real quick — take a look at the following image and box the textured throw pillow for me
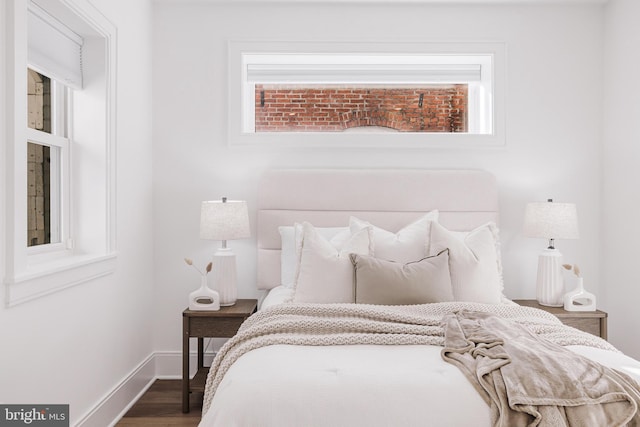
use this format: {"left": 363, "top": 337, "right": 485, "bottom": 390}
{"left": 293, "top": 222, "right": 373, "bottom": 303}
{"left": 428, "top": 222, "right": 502, "bottom": 304}
{"left": 351, "top": 249, "right": 453, "bottom": 305}
{"left": 349, "top": 211, "right": 439, "bottom": 264}
{"left": 279, "top": 225, "right": 349, "bottom": 288}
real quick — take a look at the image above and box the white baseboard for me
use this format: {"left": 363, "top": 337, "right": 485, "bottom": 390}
{"left": 75, "top": 351, "right": 216, "bottom": 426}
{"left": 153, "top": 350, "right": 183, "bottom": 379}
{"left": 75, "top": 354, "right": 156, "bottom": 427}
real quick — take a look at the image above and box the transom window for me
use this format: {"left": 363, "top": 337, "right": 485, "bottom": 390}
{"left": 229, "top": 41, "right": 505, "bottom": 147}
{"left": 241, "top": 52, "right": 493, "bottom": 134}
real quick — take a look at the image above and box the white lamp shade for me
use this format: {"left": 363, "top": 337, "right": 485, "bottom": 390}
{"left": 523, "top": 201, "right": 579, "bottom": 240}
{"left": 200, "top": 200, "right": 250, "bottom": 241}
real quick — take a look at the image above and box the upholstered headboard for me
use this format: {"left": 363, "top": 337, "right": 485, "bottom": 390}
{"left": 257, "top": 169, "right": 498, "bottom": 290}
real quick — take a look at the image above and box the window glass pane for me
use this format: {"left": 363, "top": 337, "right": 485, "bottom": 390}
{"left": 255, "top": 84, "right": 468, "bottom": 133}
{"left": 27, "top": 69, "right": 52, "bottom": 133}
{"left": 27, "top": 142, "right": 58, "bottom": 246}
{"left": 26, "top": 67, "right": 63, "bottom": 248}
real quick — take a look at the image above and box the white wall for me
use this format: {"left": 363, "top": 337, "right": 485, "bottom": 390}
{"left": 152, "top": 2, "right": 605, "bottom": 353}
{"left": 602, "top": 0, "right": 640, "bottom": 359}
{"left": 0, "top": 0, "right": 154, "bottom": 424}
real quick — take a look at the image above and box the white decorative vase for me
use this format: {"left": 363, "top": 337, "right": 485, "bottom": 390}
{"left": 564, "top": 278, "right": 596, "bottom": 311}
{"left": 536, "top": 248, "right": 564, "bottom": 307}
{"left": 189, "top": 276, "right": 220, "bottom": 311}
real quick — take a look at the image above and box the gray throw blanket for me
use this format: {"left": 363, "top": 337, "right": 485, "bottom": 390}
{"left": 442, "top": 310, "right": 640, "bottom": 427}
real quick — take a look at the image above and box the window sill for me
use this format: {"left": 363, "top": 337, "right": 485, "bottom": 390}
{"left": 229, "top": 131, "right": 506, "bottom": 149}
{"left": 5, "top": 252, "right": 117, "bottom": 307}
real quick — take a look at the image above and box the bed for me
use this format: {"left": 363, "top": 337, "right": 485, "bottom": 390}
{"left": 198, "top": 169, "right": 640, "bottom": 427}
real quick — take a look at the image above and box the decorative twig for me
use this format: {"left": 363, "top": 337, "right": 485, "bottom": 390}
{"left": 184, "top": 258, "right": 213, "bottom": 277}
{"left": 562, "top": 263, "right": 581, "bottom": 278}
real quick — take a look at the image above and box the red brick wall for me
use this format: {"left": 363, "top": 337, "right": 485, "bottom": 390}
{"left": 255, "top": 85, "right": 468, "bottom": 132}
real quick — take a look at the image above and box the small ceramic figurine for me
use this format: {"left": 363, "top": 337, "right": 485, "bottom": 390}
{"left": 562, "top": 264, "right": 596, "bottom": 311}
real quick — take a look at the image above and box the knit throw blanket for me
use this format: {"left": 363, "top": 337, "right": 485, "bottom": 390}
{"left": 442, "top": 310, "right": 640, "bottom": 426}
{"left": 201, "top": 302, "right": 619, "bottom": 415}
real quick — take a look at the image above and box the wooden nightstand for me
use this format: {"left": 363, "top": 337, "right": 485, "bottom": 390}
{"left": 513, "top": 299, "right": 607, "bottom": 340}
{"left": 182, "top": 299, "right": 258, "bottom": 413}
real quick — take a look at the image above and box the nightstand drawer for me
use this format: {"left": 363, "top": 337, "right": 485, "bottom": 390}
{"left": 559, "top": 317, "right": 601, "bottom": 337}
{"left": 190, "top": 317, "right": 245, "bottom": 337}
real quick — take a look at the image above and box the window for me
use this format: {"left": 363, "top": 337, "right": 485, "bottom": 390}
{"left": 27, "top": 68, "right": 69, "bottom": 248}
{"left": 229, "top": 41, "right": 505, "bottom": 147}
{"left": 3, "top": 0, "right": 117, "bottom": 306}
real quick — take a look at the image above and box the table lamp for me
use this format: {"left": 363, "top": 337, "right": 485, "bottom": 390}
{"left": 523, "top": 199, "right": 579, "bottom": 307}
{"left": 200, "top": 198, "right": 250, "bottom": 306}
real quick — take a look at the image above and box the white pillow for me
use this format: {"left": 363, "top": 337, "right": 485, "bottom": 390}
{"left": 449, "top": 229, "right": 505, "bottom": 295}
{"left": 428, "top": 221, "right": 502, "bottom": 304}
{"left": 349, "top": 211, "right": 439, "bottom": 264}
{"left": 279, "top": 225, "right": 349, "bottom": 288}
{"left": 260, "top": 286, "right": 295, "bottom": 310}
{"left": 293, "top": 222, "right": 373, "bottom": 303}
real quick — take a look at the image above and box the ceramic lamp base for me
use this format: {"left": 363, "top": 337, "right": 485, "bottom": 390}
{"left": 213, "top": 247, "right": 238, "bottom": 306}
{"left": 536, "top": 248, "right": 565, "bottom": 307}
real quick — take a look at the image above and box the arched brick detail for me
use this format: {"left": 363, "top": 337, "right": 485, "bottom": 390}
{"left": 341, "top": 109, "right": 414, "bottom": 131}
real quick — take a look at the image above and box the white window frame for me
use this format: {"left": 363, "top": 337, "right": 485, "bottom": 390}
{"left": 3, "top": 0, "right": 118, "bottom": 307}
{"left": 228, "top": 40, "right": 506, "bottom": 148}
{"left": 26, "top": 131, "right": 66, "bottom": 251}
{"left": 26, "top": 76, "right": 70, "bottom": 253}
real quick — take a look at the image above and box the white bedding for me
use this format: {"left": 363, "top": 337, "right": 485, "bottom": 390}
{"left": 200, "top": 343, "right": 640, "bottom": 427}
{"left": 199, "top": 292, "right": 640, "bottom": 427}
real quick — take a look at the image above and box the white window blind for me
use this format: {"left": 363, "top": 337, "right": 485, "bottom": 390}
{"left": 245, "top": 54, "right": 485, "bottom": 84}
{"left": 28, "top": 3, "right": 83, "bottom": 89}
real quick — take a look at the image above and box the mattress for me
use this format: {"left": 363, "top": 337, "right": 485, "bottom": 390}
{"left": 200, "top": 344, "right": 640, "bottom": 427}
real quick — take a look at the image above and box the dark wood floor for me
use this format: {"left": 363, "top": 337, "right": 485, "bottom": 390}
{"left": 116, "top": 380, "right": 202, "bottom": 426}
